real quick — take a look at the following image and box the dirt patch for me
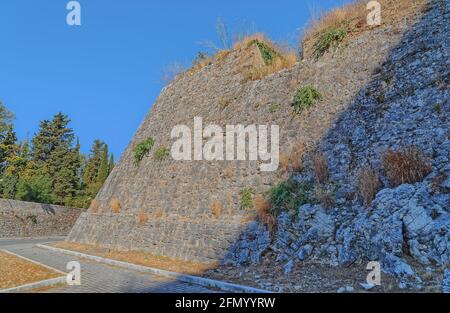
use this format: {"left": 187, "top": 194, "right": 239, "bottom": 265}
{"left": 0, "top": 251, "right": 61, "bottom": 290}
{"left": 203, "top": 253, "right": 443, "bottom": 293}
{"left": 52, "top": 242, "right": 217, "bottom": 276}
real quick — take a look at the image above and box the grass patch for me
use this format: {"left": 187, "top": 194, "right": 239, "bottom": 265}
{"left": 268, "top": 179, "right": 315, "bottom": 216}
{"left": 154, "top": 146, "right": 170, "bottom": 161}
{"left": 357, "top": 166, "right": 381, "bottom": 207}
{"left": 249, "top": 39, "right": 281, "bottom": 66}
{"left": 269, "top": 104, "right": 281, "bottom": 113}
{"left": 134, "top": 138, "right": 155, "bottom": 165}
{"left": 240, "top": 188, "right": 255, "bottom": 210}
{"left": 293, "top": 86, "right": 323, "bottom": 113}
{"left": 312, "top": 23, "right": 348, "bottom": 60}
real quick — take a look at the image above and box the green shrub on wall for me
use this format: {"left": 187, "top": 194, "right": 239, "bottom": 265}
{"left": 154, "top": 146, "right": 170, "bottom": 161}
{"left": 312, "top": 23, "right": 348, "bottom": 60}
{"left": 293, "top": 86, "right": 323, "bottom": 113}
{"left": 240, "top": 188, "right": 255, "bottom": 210}
{"left": 133, "top": 138, "right": 155, "bottom": 165}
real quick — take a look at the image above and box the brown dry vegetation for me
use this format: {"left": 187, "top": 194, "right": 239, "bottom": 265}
{"left": 138, "top": 209, "right": 149, "bottom": 226}
{"left": 90, "top": 199, "right": 100, "bottom": 214}
{"left": 253, "top": 195, "right": 276, "bottom": 232}
{"left": 234, "top": 33, "right": 298, "bottom": 81}
{"left": 110, "top": 198, "right": 121, "bottom": 214}
{"left": 211, "top": 200, "right": 222, "bottom": 219}
{"left": 302, "top": 0, "right": 429, "bottom": 58}
{"left": 357, "top": 166, "right": 381, "bottom": 207}
{"left": 279, "top": 154, "right": 290, "bottom": 173}
{"left": 315, "top": 187, "right": 335, "bottom": 209}
{"left": 53, "top": 242, "right": 217, "bottom": 276}
{"left": 312, "top": 153, "right": 329, "bottom": 184}
{"left": 382, "top": 146, "right": 432, "bottom": 187}
{"left": 0, "top": 251, "right": 61, "bottom": 289}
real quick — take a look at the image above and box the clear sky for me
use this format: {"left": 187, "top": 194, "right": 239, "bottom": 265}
{"left": 0, "top": 0, "right": 351, "bottom": 159}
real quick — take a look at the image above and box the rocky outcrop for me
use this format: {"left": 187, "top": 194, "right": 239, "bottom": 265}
{"left": 226, "top": 0, "right": 449, "bottom": 289}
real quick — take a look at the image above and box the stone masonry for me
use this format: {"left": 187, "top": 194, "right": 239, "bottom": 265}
{"left": 68, "top": 0, "right": 444, "bottom": 267}
{"left": 0, "top": 199, "right": 81, "bottom": 238}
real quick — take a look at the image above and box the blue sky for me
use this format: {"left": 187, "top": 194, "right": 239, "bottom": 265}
{"left": 0, "top": 0, "right": 351, "bottom": 159}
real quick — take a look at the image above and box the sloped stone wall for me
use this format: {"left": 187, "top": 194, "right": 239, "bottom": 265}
{"left": 0, "top": 199, "right": 81, "bottom": 238}
{"left": 68, "top": 0, "right": 439, "bottom": 264}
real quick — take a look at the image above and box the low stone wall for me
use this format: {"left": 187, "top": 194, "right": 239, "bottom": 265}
{"left": 0, "top": 199, "right": 82, "bottom": 238}
{"left": 67, "top": 212, "right": 248, "bottom": 263}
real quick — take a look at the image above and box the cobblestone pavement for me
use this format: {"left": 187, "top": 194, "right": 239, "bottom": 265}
{"left": 0, "top": 239, "right": 214, "bottom": 293}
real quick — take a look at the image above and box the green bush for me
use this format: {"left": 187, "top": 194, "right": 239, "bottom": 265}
{"left": 268, "top": 179, "right": 315, "bottom": 216}
{"left": 240, "top": 188, "right": 255, "bottom": 210}
{"left": 312, "top": 24, "right": 348, "bottom": 60}
{"left": 293, "top": 86, "right": 323, "bottom": 113}
{"left": 134, "top": 138, "right": 155, "bottom": 165}
{"left": 154, "top": 146, "right": 170, "bottom": 161}
{"left": 249, "top": 40, "right": 280, "bottom": 66}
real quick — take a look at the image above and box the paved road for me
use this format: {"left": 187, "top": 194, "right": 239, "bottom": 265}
{"left": 0, "top": 238, "right": 214, "bottom": 293}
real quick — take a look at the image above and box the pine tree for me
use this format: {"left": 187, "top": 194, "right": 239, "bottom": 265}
{"left": 30, "top": 113, "right": 80, "bottom": 205}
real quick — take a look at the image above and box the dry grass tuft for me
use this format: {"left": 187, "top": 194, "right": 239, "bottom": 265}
{"left": 357, "top": 166, "right": 381, "bottom": 207}
{"left": 382, "top": 146, "right": 432, "bottom": 187}
{"left": 138, "top": 209, "right": 149, "bottom": 226}
{"left": 254, "top": 195, "right": 277, "bottom": 232}
{"left": 279, "top": 154, "right": 290, "bottom": 173}
{"left": 110, "top": 198, "right": 121, "bottom": 214}
{"left": 234, "top": 33, "right": 298, "bottom": 81}
{"left": 211, "top": 200, "right": 222, "bottom": 219}
{"left": 162, "top": 62, "right": 186, "bottom": 83}
{"left": 90, "top": 199, "right": 100, "bottom": 214}
{"left": 312, "top": 153, "right": 329, "bottom": 183}
{"left": 223, "top": 166, "right": 234, "bottom": 179}
{"left": 290, "top": 143, "right": 306, "bottom": 173}
{"left": 315, "top": 187, "right": 335, "bottom": 208}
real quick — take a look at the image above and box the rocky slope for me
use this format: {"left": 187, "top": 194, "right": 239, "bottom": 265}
{"left": 225, "top": 0, "right": 449, "bottom": 291}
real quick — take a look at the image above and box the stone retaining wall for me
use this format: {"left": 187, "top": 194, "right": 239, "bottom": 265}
{"left": 68, "top": 212, "right": 247, "bottom": 263}
{"left": 0, "top": 199, "right": 82, "bottom": 238}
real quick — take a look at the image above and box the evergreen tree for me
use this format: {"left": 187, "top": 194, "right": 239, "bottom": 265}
{"left": 96, "top": 144, "right": 109, "bottom": 184}
{"left": 82, "top": 140, "right": 104, "bottom": 186}
{"left": 109, "top": 154, "right": 115, "bottom": 174}
{"left": 30, "top": 113, "right": 80, "bottom": 205}
{"left": 0, "top": 101, "right": 14, "bottom": 134}
{"left": 0, "top": 125, "right": 18, "bottom": 174}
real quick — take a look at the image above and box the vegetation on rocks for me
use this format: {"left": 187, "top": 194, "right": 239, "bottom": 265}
{"left": 239, "top": 188, "right": 255, "bottom": 210}
{"left": 312, "top": 23, "right": 348, "bottom": 60}
{"left": 293, "top": 86, "right": 323, "bottom": 113}
{"left": 133, "top": 137, "right": 155, "bottom": 165}
{"left": 382, "top": 146, "right": 432, "bottom": 187}
{"left": 154, "top": 146, "right": 170, "bottom": 161}
{"left": 268, "top": 179, "right": 315, "bottom": 216}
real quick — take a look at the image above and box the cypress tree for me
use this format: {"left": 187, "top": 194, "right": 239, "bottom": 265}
{"left": 96, "top": 144, "right": 109, "bottom": 184}
{"left": 109, "top": 154, "right": 115, "bottom": 174}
